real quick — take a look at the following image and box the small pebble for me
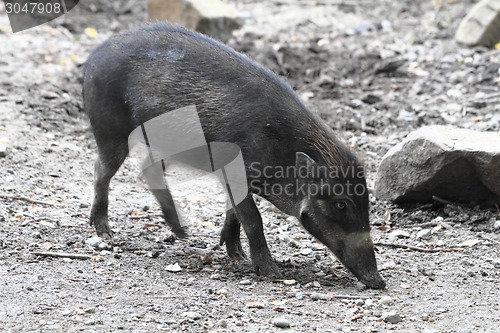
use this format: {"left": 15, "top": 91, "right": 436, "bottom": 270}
{"left": 84, "top": 319, "right": 96, "bottom": 326}
{"left": 61, "top": 309, "right": 72, "bottom": 316}
{"left": 382, "top": 311, "right": 402, "bottom": 323}
{"left": 416, "top": 228, "right": 432, "bottom": 239}
{"left": 356, "top": 281, "right": 367, "bottom": 291}
{"left": 0, "top": 137, "right": 9, "bottom": 157}
{"left": 239, "top": 279, "right": 252, "bottom": 285}
{"left": 272, "top": 317, "right": 291, "bottom": 328}
{"left": 165, "top": 263, "right": 182, "bottom": 272}
{"left": 85, "top": 236, "right": 103, "bottom": 248}
{"left": 315, "top": 271, "right": 326, "bottom": 278}
{"left": 217, "top": 288, "right": 228, "bottom": 296}
{"left": 494, "top": 220, "right": 500, "bottom": 231}
{"left": 355, "top": 299, "right": 365, "bottom": 306}
{"left": 94, "top": 242, "right": 109, "bottom": 250}
{"left": 379, "top": 296, "right": 393, "bottom": 305}
{"left": 182, "top": 311, "right": 202, "bottom": 320}
{"left": 364, "top": 298, "right": 373, "bottom": 306}
{"left": 299, "top": 248, "right": 312, "bottom": 255}
{"left": 311, "top": 292, "right": 330, "bottom": 301}
{"left": 388, "top": 230, "right": 410, "bottom": 242}
{"left": 218, "top": 319, "right": 228, "bottom": 328}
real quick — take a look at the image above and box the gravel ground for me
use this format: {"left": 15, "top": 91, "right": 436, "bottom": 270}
{"left": 0, "top": 0, "right": 499, "bottom": 332}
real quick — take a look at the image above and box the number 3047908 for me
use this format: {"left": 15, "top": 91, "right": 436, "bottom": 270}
{"left": 5, "top": 2, "right": 62, "bottom": 14}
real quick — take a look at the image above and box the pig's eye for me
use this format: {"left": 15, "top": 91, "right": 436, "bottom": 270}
{"left": 335, "top": 201, "right": 347, "bottom": 210}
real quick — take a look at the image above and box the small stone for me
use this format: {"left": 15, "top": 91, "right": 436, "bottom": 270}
{"left": 355, "top": 299, "right": 365, "bottom": 306}
{"left": 216, "top": 288, "right": 228, "bottom": 296}
{"left": 382, "top": 311, "right": 402, "bottom": 323}
{"left": 388, "top": 230, "right": 410, "bottom": 242}
{"left": 435, "top": 239, "right": 445, "bottom": 246}
{"left": 356, "top": 281, "right": 367, "bottom": 291}
{"left": 0, "top": 137, "right": 10, "bottom": 157}
{"left": 97, "top": 242, "right": 110, "bottom": 250}
{"left": 182, "top": 311, "right": 202, "bottom": 320}
{"left": 365, "top": 298, "right": 373, "bottom": 306}
{"left": 165, "top": 263, "right": 182, "bottom": 272}
{"left": 239, "top": 279, "right": 252, "bottom": 285}
{"left": 210, "top": 273, "right": 221, "bottom": 280}
{"left": 315, "top": 271, "right": 326, "bottom": 278}
{"left": 61, "top": 309, "right": 72, "bottom": 316}
{"left": 446, "top": 89, "right": 462, "bottom": 98}
{"left": 379, "top": 296, "right": 393, "bottom": 305}
{"left": 311, "top": 292, "right": 330, "bottom": 301}
{"left": 397, "top": 110, "right": 416, "bottom": 122}
{"left": 299, "top": 248, "right": 313, "bottom": 256}
{"left": 416, "top": 228, "right": 432, "bottom": 239}
{"left": 381, "top": 261, "right": 396, "bottom": 270}
{"left": 446, "top": 103, "right": 463, "bottom": 114}
{"left": 85, "top": 236, "right": 103, "bottom": 248}
{"left": 494, "top": 220, "right": 500, "bottom": 230}
{"left": 272, "top": 317, "right": 290, "bottom": 328}
{"left": 218, "top": 319, "right": 228, "bottom": 328}
{"left": 283, "top": 279, "right": 296, "bottom": 285}
{"left": 421, "top": 313, "right": 430, "bottom": 321}
{"left": 84, "top": 307, "right": 96, "bottom": 314}
{"left": 41, "top": 91, "right": 59, "bottom": 99}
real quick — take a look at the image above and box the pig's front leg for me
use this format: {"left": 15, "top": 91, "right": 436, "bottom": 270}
{"left": 234, "top": 195, "right": 280, "bottom": 277}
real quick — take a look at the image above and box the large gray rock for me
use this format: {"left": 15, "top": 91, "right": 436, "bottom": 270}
{"left": 376, "top": 126, "right": 500, "bottom": 207}
{"left": 455, "top": 0, "right": 500, "bottom": 47}
{"left": 147, "top": 0, "right": 242, "bottom": 42}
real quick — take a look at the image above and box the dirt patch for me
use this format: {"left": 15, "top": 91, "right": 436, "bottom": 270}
{"left": 0, "top": 0, "right": 499, "bottom": 332}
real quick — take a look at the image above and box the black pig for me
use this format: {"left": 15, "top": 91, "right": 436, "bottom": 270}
{"left": 83, "top": 23, "right": 385, "bottom": 289}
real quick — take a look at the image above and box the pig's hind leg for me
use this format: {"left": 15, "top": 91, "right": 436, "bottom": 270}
{"left": 90, "top": 141, "right": 129, "bottom": 238}
{"left": 141, "top": 160, "right": 187, "bottom": 238}
{"left": 220, "top": 208, "right": 247, "bottom": 260}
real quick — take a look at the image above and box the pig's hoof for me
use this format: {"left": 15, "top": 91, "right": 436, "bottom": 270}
{"left": 228, "top": 245, "right": 247, "bottom": 261}
{"left": 94, "top": 224, "right": 114, "bottom": 239}
{"left": 255, "top": 262, "right": 281, "bottom": 279}
{"left": 172, "top": 226, "right": 188, "bottom": 239}
{"left": 226, "top": 240, "right": 247, "bottom": 260}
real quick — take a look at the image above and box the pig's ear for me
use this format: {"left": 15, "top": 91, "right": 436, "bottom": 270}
{"left": 296, "top": 152, "right": 316, "bottom": 176}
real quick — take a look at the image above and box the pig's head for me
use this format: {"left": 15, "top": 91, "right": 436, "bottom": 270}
{"left": 295, "top": 152, "right": 385, "bottom": 289}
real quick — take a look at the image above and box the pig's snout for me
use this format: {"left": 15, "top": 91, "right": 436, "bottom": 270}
{"left": 358, "top": 271, "right": 386, "bottom": 289}
{"left": 333, "top": 232, "right": 386, "bottom": 290}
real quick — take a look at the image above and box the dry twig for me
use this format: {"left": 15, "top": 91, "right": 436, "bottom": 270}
{"left": 375, "top": 242, "right": 463, "bottom": 253}
{"left": 30, "top": 251, "right": 92, "bottom": 260}
{"left": 478, "top": 234, "right": 500, "bottom": 246}
{"left": 0, "top": 194, "right": 63, "bottom": 207}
